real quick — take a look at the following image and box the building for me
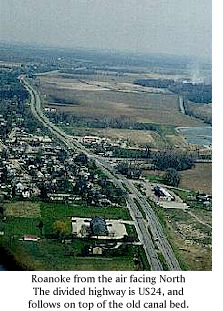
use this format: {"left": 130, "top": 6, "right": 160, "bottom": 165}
{"left": 90, "top": 216, "right": 108, "bottom": 236}
{"left": 153, "top": 186, "right": 174, "bottom": 201}
{"left": 82, "top": 136, "right": 101, "bottom": 145}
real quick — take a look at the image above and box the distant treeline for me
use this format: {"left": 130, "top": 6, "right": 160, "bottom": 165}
{"left": 134, "top": 79, "right": 212, "bottom": 104}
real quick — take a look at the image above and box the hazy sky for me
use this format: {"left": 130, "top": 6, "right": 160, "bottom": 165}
{"left": 0, "top": 0, "right": 211, "bottom": 59}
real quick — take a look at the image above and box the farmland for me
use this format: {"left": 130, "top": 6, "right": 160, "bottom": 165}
{"left": 143, "top": 163, "right": 212, "bottom": 195}
{"left": 179, "top": 163, "right": 212, "bottom": 194}
{"left": 37, "top": 72, "right": 208, "bottom": 153}
{"left": 38, "top": 74, "right": 205, "bottom": 128}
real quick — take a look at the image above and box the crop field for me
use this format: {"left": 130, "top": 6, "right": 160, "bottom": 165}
{"left": 179, "top": 163, "right": 212, "bottom": 194}
{"left": 143, "top": 163, "right": 212, "bottom": 194}
{"left": 39, "top": 74, "right": 205, "bottom": 127}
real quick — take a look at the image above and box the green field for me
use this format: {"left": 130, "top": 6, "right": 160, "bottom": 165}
{"left": 0, "top": 238, "right": 148, "bottom": 271}
{"left": 1, "top": 200, "right": 139, "bottom": 270}
{"left": 2, "top": 201, "right": 132, "bottom": 238}
{"left": 41, "top": 202, "right": 132, "bottom": 220}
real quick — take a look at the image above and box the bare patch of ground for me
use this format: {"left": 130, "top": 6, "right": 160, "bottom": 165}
{"left": 164, "top": 209, "right": 211, "bottom": 270}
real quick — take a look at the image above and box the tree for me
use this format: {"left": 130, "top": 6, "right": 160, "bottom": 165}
{"left": 74, "top": 153, "right": 88, "bottom": 164}
{"left": 53, "top": 220, "right": 70, "bottom": 241}
{"left": 37, "top": 220, "right": 44, "bottom": 236}
{"left": 164, "top": 168, "right": 180, "bottom": 187}
{"left": 0, "top": 205, "right": 4, "bottom": 219}
{"left": 39, "top": 184, "right": 48, "bottom": 201}
{"left": 152, "top": 150, "right": 194, "bottom": 171}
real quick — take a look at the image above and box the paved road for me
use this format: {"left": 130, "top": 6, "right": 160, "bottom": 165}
{"left": 21, "top": 76, "right": 181, "bottom": 271}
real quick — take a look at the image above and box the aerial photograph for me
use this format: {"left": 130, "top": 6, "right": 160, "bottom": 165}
{"left": 0, "top": 0, "right": 211, "bottom": 271}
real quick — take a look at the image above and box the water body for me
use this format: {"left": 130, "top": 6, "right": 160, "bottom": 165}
{"left": 176, "top": 127, "right": 212, "bottom": 147}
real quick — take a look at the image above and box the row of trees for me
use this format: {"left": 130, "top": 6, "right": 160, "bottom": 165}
{"left": 49, "top": 111, "right": 160, "bottom": 132}
{"left": 152, "top": 150, "right": 195, "bottom": 171}
{"left": 116, "top": 150, "right": 195, "bottom": 186}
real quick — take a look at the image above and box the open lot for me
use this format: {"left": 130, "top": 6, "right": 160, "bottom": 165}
{"left": 150, "top": 204, "right": 211, "bottom": 271}
{"left": 164, "top": 208, "right": 211, "bottom": 270}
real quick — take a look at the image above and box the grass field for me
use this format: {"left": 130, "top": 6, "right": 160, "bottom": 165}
{"left": 4, "top": 239, "right": 142, "bottom": 271}
{"left": 4, "top": 217, "right": 40, "bottom": 237}
{"left": 40, "top": 202, "right": 132, "bottom": 220}
{"left": 3, "top": 201, "right": 131, "bottom": 239}
{"left": 1, "top": 200, "right": 142, "bottom": 270}
{"left": 5, "top": 201, "right": 41, "bottom": 218}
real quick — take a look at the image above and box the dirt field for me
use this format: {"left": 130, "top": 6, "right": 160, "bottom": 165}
{"left": 179, "top": 163, "right": 212, "bottom": 194}
{"left": 39, "top": 74, "right": 205, "bottom": 127}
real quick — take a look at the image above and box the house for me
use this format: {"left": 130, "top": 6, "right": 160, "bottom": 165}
{"left": 82, "top": 136, "right": 101, "bottom": 145}
{"left": 22, "top": 190, "right": 31, "bottom": 199}
{"left": 153, "top": 186, "right": 174, "bottom": 201}
{"left": 92, "top": 247, "right": 103, "bottom": 255}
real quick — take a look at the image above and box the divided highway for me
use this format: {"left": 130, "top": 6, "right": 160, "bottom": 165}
{"left": 21, "top": 76, "right": 180, "bottom": 271}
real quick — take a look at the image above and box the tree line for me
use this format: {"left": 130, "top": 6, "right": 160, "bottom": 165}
{"left": 135, "top": 78, "right": 212, "bottom": 104}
